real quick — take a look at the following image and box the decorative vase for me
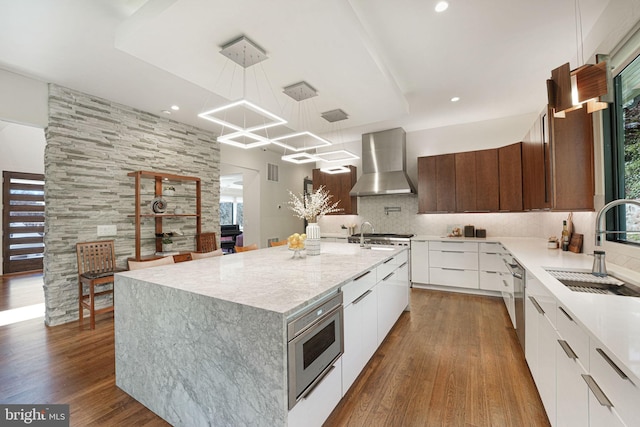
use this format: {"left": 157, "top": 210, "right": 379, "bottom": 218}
{"left": 305, "top": 222, "right": 321, "bottom": 256}
{"left": 162, "top": 243, "right": 173, "bottom": 252}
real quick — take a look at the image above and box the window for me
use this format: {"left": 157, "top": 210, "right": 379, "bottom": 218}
{"left": 607, "top": 51, "right": 640, "bottom": 243}
{"left": 219, "top": 198, "right": 243, "bottom": 228}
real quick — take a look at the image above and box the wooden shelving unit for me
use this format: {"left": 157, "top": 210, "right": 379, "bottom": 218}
{"left": 128, "top": 170, "right": 202, "bottom": 261}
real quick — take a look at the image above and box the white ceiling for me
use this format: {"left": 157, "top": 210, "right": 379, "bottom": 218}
{"left": 0, "top": 0, "right": 611, "bottom": 148}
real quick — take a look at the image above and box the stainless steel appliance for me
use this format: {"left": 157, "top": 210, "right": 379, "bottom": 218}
{"left": 349, "top": 128, "right": 416, "bottom": 196}
{"left": 347, "top": 233, "right": 414, "bottom": 247}
{"left": 287, "top": 291, "right": 343, "bottom": 410}
{"left": 506, "top": 258, "right": 526, "bottom": 351}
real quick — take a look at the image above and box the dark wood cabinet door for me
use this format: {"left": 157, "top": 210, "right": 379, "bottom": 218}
{"left": 551, "top": 107, "right": 594, "bottom": 211}
{"left": 418, "top": 156, "right": 437, "bottom": 213}
{"left": 312, "top": 166, "right": 358, "bottom": 215}
{"left": 436, "top": 154, "right": 456, "bottom": 212}
{"left": 475, "top": 148, "right": 499, "bottom": 211}
{"left": 498, "top": 143, "right": 523, "bottom": 211}
{"left": 417, "top": 154, "right": 455, "bottom": 212}
{"left": 522, "top": 112, "right": 551, "bottom": 210}
{"left": 455, "top": 151, "right": 477, "bottom": 212}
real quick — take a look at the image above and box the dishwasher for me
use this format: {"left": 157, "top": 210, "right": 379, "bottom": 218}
{"left": 506, "top": 258, "right": 526, "bottom": 351}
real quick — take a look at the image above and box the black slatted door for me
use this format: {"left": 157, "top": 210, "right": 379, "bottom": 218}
{"left": 2, "top": 171, "right": 45, "bottom": 274}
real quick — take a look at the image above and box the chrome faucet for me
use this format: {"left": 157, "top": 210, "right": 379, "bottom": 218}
{"left": 360, "top": 221, "right": 375, "bottom": 248}
{"left": 594, "top": 198, "right": 640, "bottom": 246}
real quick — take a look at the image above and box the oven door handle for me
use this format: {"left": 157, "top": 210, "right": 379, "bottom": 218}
{"left": 299, "top": 362, "right": 338, "bottom": 401}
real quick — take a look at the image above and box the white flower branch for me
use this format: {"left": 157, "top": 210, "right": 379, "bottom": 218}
{"left": 288, "top": 185, "right": 342, "bottom": 222}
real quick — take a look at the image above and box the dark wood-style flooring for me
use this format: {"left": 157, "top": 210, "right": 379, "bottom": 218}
{"left": 0, "top": 274, "right": 549, "bottom": 426}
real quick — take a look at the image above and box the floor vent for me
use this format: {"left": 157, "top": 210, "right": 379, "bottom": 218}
{"left": 267, "top": 163, "right": 279, "bottom": 182}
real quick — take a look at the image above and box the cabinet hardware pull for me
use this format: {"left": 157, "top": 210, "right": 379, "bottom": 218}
{"left": 399, "top": 262, "right": 408, "bottom": 269}
{"left": 502, "top": 280, "right": 510, "bottom": 288}
{"left": 596, "top": 348, "right": 628, "bottom": 380}
{"left": 558, "top": 306, "right": 574, "bottom": 322}
{"left": 582, "top": 374, "right": 613, "bottom": 408}
{"left": 441, "top": 250, "right": 464, "bottom": 254}
{"left": 353, "top": 289, "right": 373, "bottom": 305}
{"left": 300, "top": 364, "right": 336, "bottom": 401}
{"left": 485, "top": 271, "right": 498, "bottom": 275}
{"left": 383, "top": 258, "right": 394, "bottom": 264}
{"left": 442, "top": 267, "right": 465, "bottom": 272}
{"left": 441, "top": 241, "right": 464, "bottom": 243}
{"left": 383, "top": 272, "right": 394, "bottom": 281}
{"left": 485, "top": 252, "right": 497, "bottom": 255}
{"left": 558, "top": 339, "right": 578, "bottom": 359}
{"left": 354, "top": 270, "right": 371, "bottom": 281}
{"left": 529, "top": 296, "right": 545, "bottom": 314}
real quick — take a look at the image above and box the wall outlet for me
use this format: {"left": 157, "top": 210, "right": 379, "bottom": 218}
{"left": 97, "top": 224, "right": 117, "bottom": 237}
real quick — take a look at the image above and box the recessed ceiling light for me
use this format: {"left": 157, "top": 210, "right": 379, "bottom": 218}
{"left": 435, "top": 1, "right": 449, "bottom": 12}
{"left": 450, "top": 96, "right": 460, "bottom": 102}
{"left": 171, "top": 105, "right": 180, "bottom": 111}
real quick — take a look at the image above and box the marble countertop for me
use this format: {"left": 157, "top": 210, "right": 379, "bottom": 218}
{"left": 413, "top": 235, "right": 640, "bottom": 384}
{"left": 117, "top": 242, "right": 405, "bottom": 317}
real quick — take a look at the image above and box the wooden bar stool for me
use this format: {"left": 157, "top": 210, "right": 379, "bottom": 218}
{"left": 76, "top": 240, "right": 125, "bottom": 329}
{"left": 270, "top": 240, "right": 288, "bottom": 247}
{"left": 235, "top": 243, "right": 258, "bottom": 252}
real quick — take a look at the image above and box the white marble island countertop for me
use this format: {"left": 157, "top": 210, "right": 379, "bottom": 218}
{"left": 117, "top": 242, "right": 404, "bottom": 317}
{"left": 114, "top": 242, "right": 406, "bottom": 427}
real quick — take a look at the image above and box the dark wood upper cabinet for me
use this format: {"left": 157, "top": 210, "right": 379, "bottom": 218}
{"left": 475, "top": 149, "right": 499, "bottom": 211}
{"left": 312, "top": 166, "right": 358, "bottom": 215}
{"left": 550, "top": 106, "right": 594, "bottom": 211}
{"left": 522, "top": 112, "right": 551, "bottom": 211}
{"left": 455, "top": 151, "right": 477, "bottom": 212}
{"left": 454, "top": 149, "right": 499, "bottom": 212}
{"left": 498, "top": 143, "right": 523, "bottom": 211}
{"left": 418, "top": 154, "right": 456, "bottom": 213}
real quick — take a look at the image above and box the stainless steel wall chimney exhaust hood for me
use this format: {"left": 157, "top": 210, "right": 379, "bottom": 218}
{"left": 349, "top": 128, "right": 416, "bottom": 196}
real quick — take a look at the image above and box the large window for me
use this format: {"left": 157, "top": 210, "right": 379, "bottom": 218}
{"left": 608, "top": 52, "right": 640, "bottom": 243}
{"left": 219, "top": 198, "right": 243, "bottom": 228}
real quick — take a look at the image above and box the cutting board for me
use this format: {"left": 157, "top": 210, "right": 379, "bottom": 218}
{"left": 569, "top": 233, "right": 583, "bottom": 253}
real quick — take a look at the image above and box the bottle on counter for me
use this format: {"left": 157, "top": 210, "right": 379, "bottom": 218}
{"left": 561, "top": 220, "right": 570, "bottom": 251}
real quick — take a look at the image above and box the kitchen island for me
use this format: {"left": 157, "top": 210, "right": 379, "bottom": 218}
{"left": 114, "top": 243, "right": 407, "bottom": 427}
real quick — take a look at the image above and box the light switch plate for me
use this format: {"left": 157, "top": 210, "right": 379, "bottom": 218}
{"left": 97, "top": 224, "right": 117, "bottom": 237}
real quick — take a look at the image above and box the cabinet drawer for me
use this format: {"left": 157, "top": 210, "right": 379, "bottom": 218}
{"left": 479, "top": 252, "right": 510, "bottom": 273}
{"left": 590, "top": 344, "right": 640, "bottom": 426}
{"left": 479, "top": 271, "right": 512, "bottom": 292}
{"left": 342, "top": 269, "right": 376, "bottom": 305}
{"left": 479, "top": 242, "right": 509, "bottom": 253}
{"left": 288, "top": 358, "right": 342, "bottom": 427}
{"left": 377, "top": 258, "right": 396, "bottom": 281}
{"left": 556, "top": 305, "right": 589, "bottom": 370}
{"left": 430, "top": 267, "right": 479, "bottom": 289}
{"left": 429, "top": 250, "right": 478, "bottom": 270}
{"left": 429, "top": 240, "right": 478, "bottom": 252}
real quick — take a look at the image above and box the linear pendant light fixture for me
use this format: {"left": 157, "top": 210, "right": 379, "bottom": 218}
{"left": 198, "top": 36, "right": 287, "bottom": 149}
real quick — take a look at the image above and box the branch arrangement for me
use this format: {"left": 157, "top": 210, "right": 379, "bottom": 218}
{"left": 288, "top": 185, "right": 342, "bottom": 222}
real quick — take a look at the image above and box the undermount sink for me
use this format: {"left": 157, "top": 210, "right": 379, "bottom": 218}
{"left": 545, "top": 269, "right": 640, "bottom": 298}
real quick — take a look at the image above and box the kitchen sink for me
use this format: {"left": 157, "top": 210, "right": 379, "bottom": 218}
{"left": 545, "top": 269, "right": 640, "bottom": 297}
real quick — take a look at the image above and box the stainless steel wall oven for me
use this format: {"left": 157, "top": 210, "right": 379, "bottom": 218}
{"left": 287, "top": 291, "right": 343, "bottom": 410}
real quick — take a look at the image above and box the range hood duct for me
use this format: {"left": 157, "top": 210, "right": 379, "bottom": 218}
{"left": 349, "top": 128, "right": 416, "bottom": 196}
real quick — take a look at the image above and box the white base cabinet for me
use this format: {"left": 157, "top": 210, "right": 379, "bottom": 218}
{"left": 377, "top": 260, "right": 409, "bottom": 344}
{"left": 342, "top": 279, "right": 378, "bottom": 394}
{"left": 410, "top": 240, "right": 429, "bottom": 284}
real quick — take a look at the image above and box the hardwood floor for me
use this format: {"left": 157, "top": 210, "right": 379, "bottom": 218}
{"left": 0, "top": 275, "right": 548, "bottom": 427}
{"left": 324, "top": 289, "right": 550, "bottom": 427}
{"left": 0, "top": 272, "right": 44, "bottom": 310}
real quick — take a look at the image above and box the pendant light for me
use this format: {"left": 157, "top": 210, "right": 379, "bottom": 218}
{"left": 198, "top": 36, "right": 287, "bottom": 148}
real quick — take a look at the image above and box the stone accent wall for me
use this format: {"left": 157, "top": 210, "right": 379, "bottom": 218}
{"left": 44, "top": 84, "right": 220, "bottom": 326}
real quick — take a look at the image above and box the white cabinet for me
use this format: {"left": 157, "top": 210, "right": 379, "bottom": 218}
{"left": 588, "top": 342, "right": 638, "bottom": 426}
{"left": 525, "top": 274, "right": 557, "bottom": 426}
{"left": 377, "top": 259, "right": 409, "bottom": 344}
{"left": 410, "top": 240, "right": 429, "bottom": 284}
{"left": 342, "top": 280, "right": 378, "bottom": 395}
{"left": 288, "top": 358, "right": 343, "bottom": 427}
{"left": 341, "top": 267, "right": 377, "bottom": 396}
{"left": 429, "top": 241, "right": 479, "bottom": 289}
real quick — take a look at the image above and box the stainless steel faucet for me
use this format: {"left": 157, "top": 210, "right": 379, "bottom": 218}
{"left": 594, "top": 198, "right": 640, "bottom": 246}
{"left": 360, "top": 221, "right": 375, "bottom": 248}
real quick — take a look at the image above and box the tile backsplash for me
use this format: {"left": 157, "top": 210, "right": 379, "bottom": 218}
{"left": 318, "top": 194, "right": 640, "bottom": 274}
